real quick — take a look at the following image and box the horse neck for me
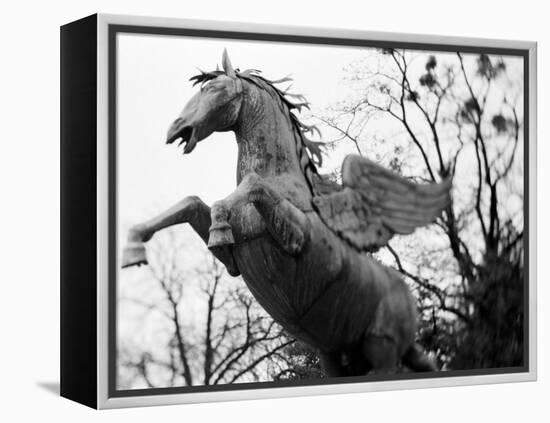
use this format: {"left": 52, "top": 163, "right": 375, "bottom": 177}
{"left": 233, "top": 82, "right": 308, "bottom": 186}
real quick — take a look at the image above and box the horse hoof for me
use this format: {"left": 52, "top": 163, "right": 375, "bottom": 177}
{"left": 121, "top": 242, "right": 148, "bottom": 268}
{"left": 208, "top": 223, "right": 235, "bottom": 248}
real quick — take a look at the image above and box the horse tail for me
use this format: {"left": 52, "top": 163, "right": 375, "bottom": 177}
{"left": 402, "top": 344, "right": 437, "bottom": 372}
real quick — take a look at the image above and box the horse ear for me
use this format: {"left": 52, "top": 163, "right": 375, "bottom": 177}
{"left": 222, "top": 48, "right": 236, "bottom": 77}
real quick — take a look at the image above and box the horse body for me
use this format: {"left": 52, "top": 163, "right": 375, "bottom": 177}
{"left": 122, "top": 51, "right": 440, "bottom": 375}
{"left": 226, "top": 79, "right": 417, "bottom": 361}
{"left": 232, "top": 211, "right": 417, "bottom": 354}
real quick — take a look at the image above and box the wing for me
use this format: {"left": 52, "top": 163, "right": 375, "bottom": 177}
{"left": 313, "top": 155, "right": 452, "bottom": 252}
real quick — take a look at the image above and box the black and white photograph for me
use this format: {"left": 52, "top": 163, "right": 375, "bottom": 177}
{"left": 114, "top": 30, "right": 528, "bottom": 394}
{"left": 4, "top": 0, "right": 549, "bottom": 420}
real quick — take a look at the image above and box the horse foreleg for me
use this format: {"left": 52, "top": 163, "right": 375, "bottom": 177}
{"left": 209, "top": 173, "right": 310, "bottom": 255}
{"left": 121, "top": 195, "right": 240, "bottom": 276}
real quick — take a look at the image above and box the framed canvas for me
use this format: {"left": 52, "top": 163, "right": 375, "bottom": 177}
{"left": 60, "top": 13, "right": 537, "bottom": 409}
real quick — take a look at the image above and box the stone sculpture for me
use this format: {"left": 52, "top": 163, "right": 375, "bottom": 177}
{"left": 122, "top": 50, "right": 451, "bottom": 376}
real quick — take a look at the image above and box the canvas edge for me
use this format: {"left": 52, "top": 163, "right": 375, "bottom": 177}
{"left": 527, "top": 42, "right": 537, "bottom": 382}
{"left": 95, "top": 13, "right": 538, "bottom": 409}
{"left": 97, "top": 12, "right": 109, "bottom": 411}
{"left": 60, "top": 14, "right": 99, "bottom": 409}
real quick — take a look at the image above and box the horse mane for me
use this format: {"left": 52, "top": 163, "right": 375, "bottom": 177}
{"left": 190, "top": 68, "right": 327, "bottom": 195}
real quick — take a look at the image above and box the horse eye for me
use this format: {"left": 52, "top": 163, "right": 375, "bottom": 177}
{"left": 210, "top": 84, "right": 226, "bottom": 94}
{"left": 202, "top": 82, "right": 218, "bottom": 91}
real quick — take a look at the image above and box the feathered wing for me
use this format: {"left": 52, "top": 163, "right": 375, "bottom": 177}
{"left": 313, "top": 155, "right": 452, "bottom": 252}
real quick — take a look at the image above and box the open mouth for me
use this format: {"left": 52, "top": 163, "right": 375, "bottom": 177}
{"left": 166, "top": 125, "right": 197, "bottom": 154}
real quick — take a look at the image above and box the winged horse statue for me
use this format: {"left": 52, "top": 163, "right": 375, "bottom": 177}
{"left": 122, "top": 50, "right": 451, "bottom": 376}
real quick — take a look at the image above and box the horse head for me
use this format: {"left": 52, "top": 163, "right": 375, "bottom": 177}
{"left": 166, "top": 49, "right": 325, "bottom": 194}
{"left": 166, "top": 49, "right": 243, "bottom": 154}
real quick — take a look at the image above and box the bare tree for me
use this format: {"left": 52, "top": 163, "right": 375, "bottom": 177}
{"left": 118, "top": 228, "right": 297, "bottom": 389}
{"left": 314, "top": 49, "right": 524, "bottom": 369}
